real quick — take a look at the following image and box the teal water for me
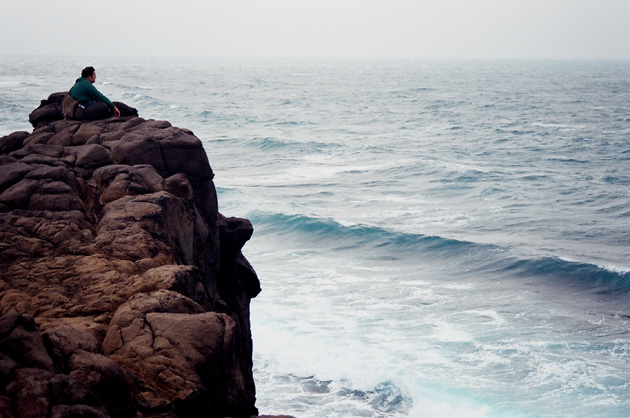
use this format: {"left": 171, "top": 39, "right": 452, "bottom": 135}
{"left": 2, "top": 56, "right": 630, "bottom": 417}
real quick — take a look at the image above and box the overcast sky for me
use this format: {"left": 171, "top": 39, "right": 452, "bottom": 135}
{"left": 1, "top": 0, "right": 629, "bottom": 60}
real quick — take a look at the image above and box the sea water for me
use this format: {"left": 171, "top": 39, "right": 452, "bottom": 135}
{"left": 1, "top": 56, "right": 629, "bottom": 417}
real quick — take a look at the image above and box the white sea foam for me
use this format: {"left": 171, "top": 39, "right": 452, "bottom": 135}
{"left": 406, "top": 397, "right": 490, "bottom": 418}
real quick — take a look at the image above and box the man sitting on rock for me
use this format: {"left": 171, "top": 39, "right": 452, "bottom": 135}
{"left": 69, "top": 66, "right": 121, "bottom": 120}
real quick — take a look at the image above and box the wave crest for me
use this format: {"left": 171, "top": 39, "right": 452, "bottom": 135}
{"left": 248, "top": 210, "right": 630, "bottom": 294}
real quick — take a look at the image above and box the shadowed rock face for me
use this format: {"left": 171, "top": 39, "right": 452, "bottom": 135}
{"left": 0, "top": 94, "right": 262, "bottom": 418}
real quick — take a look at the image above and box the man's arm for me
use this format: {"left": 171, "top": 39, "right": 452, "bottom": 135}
{"left": 86, "top": 83, "right": 115, "bottom": 109}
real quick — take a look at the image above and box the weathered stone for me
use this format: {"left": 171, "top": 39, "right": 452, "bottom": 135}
{"left": 76, "top": 144, "right": 113, "bottom": 169}
{"left": 24, "top": 166, "right": 80, "bottom": 193}
{"left": 0, "top": 354, "right": 19, "bottom": 390}
{"left": 28, "top": 103, "right": 62, "bottom": 128}
{"left": 111, "top": 133, "right": 167, "bottom": 174}
{"left": 0, "top": 179, "right": 39, "bottom": 209}
{"left": 163, "top": 138, "right": 214, "bottom": 182}
{"left": 99, "top": 129, "right": 127, "bottom": 145}
{"left": 73, "top": 123, "right": 104, "bottom": 146}
{"left": 50, "top": 120, "right": 81, "bottom": 134}
{"left": 22, "top": 131, "right": 55, "bottom": 147}
{"left": 121, "top": 265, "right": 213, "bottom": 309}
{"left": 104, "top": 290, "right": 249, "bottom": 416}
{"left": 48, "top": 129, "right": 75, "bottom": 147}
{"left": 0, "top": 161, "right": 31, "bottom": 193}
{"left": 42, "top": 326, "right": 103, "bottom": 366}
{"left": 67, "top": 351, "right": 136, "bottom": 418}
{"left": 47, "top": 373, "right": 108, "bottom": 411}
{"left": 0, "top": 93, "right": 261, "bottom": 418}
{"left": 12, "top": 368, "right": 55, "bottom": 418}
{"left": 0, "top": 313, "right": 54, "bottom": 371}
{"left": 46, "top": 92, "right": 67, "bottom": 103}
{"left": 218, "top": 217, "right": 254, "bottom": 256}
{"left": 0, "top": 131, "right": 29, "bottom": 154}
{"left": 23, "top": 144, "right": 64, "bottom": 158}
{"left": 0, "top": 396, "right": 14, "bottom": 418}
{"left": 164, "top": 173, "right": 193, "bottom": 200}
{"left": 50, "top": 404, "right": 110, "bottom": 418}
{"left": 142, "top": 119, "right": 171, "bottom": 130}
{"left": 19, "top": 153, "right": 64, "bottom": 166}
{"left": 28, "top": 181, "right": 85, "bottom": 212}
{"left": 33, "top": 124, "right": 54, "bottom": 135}
{"left": 89, "top": 164, "right": 165, "bottom": 209}
{"left": 119, "top": 117, "right": 146, "bottom": 131}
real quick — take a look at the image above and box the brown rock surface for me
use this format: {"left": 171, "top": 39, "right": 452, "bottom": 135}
{"left": 0, "top": 96, "right": 261, "bottom": 418}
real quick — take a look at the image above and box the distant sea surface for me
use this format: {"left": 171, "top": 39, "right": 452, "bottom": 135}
{"left": 2, "top": 56, "right": 629, "bottom": 418}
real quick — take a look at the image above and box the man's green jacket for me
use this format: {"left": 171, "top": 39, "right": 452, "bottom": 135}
{"left": 69, "top": 77, "right": 115, "bottom": 108}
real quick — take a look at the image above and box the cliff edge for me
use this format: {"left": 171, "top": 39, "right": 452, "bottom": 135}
{"left": 0, "top": 93, "right": 265, "bottom": 418}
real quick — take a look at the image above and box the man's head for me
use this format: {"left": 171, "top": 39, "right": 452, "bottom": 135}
{"left": 81, "top": 66, "right": 96, "bottom": 83}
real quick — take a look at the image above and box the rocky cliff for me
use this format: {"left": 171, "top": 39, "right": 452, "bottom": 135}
{"left": 0, "top": 93, "right": 267, "bottom": 418}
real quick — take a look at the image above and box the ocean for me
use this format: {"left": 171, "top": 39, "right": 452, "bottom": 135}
{"left": 1, "top": 56, "right": 629, "bottom": 417}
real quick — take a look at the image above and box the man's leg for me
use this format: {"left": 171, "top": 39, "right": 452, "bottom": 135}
{"left": 81, "top": 102, "right": 113, "bottom": 120}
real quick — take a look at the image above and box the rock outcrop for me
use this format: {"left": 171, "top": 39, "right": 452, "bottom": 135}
{"left": 0, "top": 93, "right": 263, "bottom": 418}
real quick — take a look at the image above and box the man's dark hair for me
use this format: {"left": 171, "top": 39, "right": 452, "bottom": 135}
{"left": 81, "top": 66, "right": 95, "bottom": 78}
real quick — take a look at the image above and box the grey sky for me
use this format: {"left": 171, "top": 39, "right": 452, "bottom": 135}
{"left": 1, "top": 0, "right": 629, "bottom": 60}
